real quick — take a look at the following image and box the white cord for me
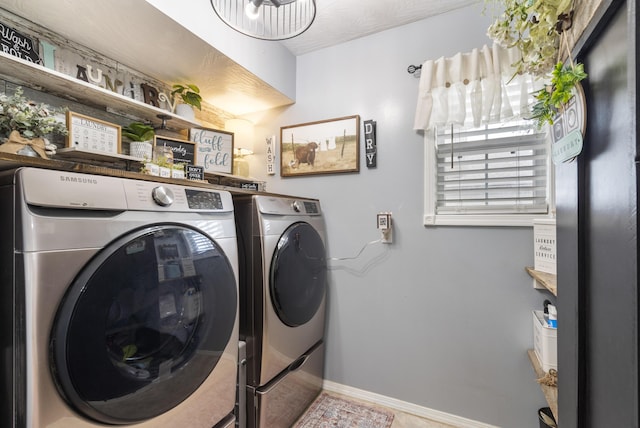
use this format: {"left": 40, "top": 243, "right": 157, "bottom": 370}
{"left": 328, "top": 239, "right": 381, "bottom": 261}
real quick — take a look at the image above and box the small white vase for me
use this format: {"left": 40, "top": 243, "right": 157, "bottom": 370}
{"left": 175, "top": 103, "right": 195, "bottom": 120}
{"left": 129, "top": 140, "right": 153, "bottom": 159}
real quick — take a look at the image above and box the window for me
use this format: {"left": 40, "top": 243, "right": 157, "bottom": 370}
{"left": 424, "top": 119, "right": 552, "bottom": 227}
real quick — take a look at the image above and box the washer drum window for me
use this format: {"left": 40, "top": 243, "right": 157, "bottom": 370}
{"left": 50, "top": 225, "right": 237, "bottom": 424}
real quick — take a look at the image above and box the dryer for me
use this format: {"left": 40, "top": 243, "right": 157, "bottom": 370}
{"left": 234, "top": 194, "right": 327, "bottom": 428}
{"left": 0, "top": 168, "right": 239, "bottom": 428}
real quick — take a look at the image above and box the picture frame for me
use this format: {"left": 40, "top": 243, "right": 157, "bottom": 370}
{"left": 66, "top": 111, "right": 121, "bottom": 155}
{"left": 154, "top": 136, "right": 196, "bottom": 166}
{"left": 189, "top": 127, "right": 234, "bottom": 174}
{"left": 280, "top": 115, "right": 360, "bottom": 177}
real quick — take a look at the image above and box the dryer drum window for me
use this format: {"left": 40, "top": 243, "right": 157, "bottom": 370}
{"left": 50, "top": 225, "right": 237, "bottom": 424}
{"left": 270, "top": 222, "right": 327, "bottom": 327}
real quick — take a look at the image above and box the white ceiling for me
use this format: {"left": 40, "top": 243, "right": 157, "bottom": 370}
{"left": 279, "top": 0, "right": 481, "bottom": 56}
{"left": 0, "top": 0, "right": 483, "bottom": 116}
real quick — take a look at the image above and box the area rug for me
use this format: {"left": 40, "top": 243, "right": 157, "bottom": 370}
{"left": 294, "top": 393, "right": 395, "bottom": 428}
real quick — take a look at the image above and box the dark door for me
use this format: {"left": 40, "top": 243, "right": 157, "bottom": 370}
{"left": 50, "top": 225, "right": 237, "bottom": 424}
{"left": 269, "top": 222, "right": 326, "bottom": 327}
{"left": 557, "top": 2, "right": 638, "bottom": 426}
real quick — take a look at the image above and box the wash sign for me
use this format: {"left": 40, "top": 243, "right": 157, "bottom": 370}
{"left": 364, "top": 119, "right": 376, "bottom": 168}
{"left": 0, "top": 21, "right": 41, "bottom": 63}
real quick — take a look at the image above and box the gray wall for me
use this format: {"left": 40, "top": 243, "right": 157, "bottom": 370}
{"left": 246, "top": 4, "right": 550, "bottom": 427}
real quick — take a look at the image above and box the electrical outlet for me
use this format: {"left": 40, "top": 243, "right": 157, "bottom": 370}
{"left": 377, "top": 212, "right": 392, "bottom": 244}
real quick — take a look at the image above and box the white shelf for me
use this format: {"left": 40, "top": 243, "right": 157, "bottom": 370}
{"left": 0, "top": 51, "right": 200, "bottom": 131}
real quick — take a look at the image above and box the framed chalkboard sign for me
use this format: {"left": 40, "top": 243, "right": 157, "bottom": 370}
{"left": 0, "top": 22, "right": 41, "bottom": 64}
{"left": 154, "top": 136, "right": 196, "bottom": 166}
{"left": 189, "top": 127, "right": 234, "bottom": 174}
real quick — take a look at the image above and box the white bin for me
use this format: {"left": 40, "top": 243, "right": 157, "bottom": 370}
{"left": 532, "top": 310, "right": 557, "bottom": 372}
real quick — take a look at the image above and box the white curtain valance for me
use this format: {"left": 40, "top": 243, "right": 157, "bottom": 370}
{"left": 413, "top": 43, "right": 543, "bottom": 131}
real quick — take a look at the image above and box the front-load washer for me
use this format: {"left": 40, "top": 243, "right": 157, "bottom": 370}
{"left": 234, "top": 194, "right": 327, "bottom": 428}
{"left": 0, "top": 167, "right": 239, "bottom": 428}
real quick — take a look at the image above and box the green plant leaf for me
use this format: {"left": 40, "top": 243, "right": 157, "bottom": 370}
{"left": 529, "top": 61, "right": 587, "bottom": 129}
{"left": 122, "top": 122, "right": 155, "bottom": 141}
{"left": 170, "top": 83, "right": 202, "bottom": 110}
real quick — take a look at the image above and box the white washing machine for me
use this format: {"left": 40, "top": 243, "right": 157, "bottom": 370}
{"left": 0, "top": 168, "right": 239, "bottom": 428}
{"left": 234, "top": 194, "right": 327, "bottom": 428}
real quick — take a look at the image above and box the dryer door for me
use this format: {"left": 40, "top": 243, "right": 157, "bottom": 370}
{"left": 50, "top": 225, "right": 237, "bottom": 424}
{"left": 269, "top": 222, "right": 327, "bottom": 327}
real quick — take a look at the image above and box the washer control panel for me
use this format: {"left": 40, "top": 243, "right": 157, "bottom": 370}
{"left": 185, "top": 189, "right": 223, "bottom": 210}
{"left": 124, "top": 180, "right": 231, "bottom": 212}
{"left": 151, "top": 186, "right": 175, "bottom": 207}
{"left": 18, "top": 168, "right": 232, "bottom": 213}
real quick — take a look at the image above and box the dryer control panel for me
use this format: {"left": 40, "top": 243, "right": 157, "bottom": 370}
{"left": 255, "top": 195, "right": 321, "bottom": 216}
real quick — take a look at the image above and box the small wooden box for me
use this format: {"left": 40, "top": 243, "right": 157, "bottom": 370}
{"left": 534, "top": 218, "right": 556, "bottom": 274}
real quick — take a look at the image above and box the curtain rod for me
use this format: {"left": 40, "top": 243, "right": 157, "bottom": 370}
{"left": 407, "top": 64, "right": 422, "bottom": 76}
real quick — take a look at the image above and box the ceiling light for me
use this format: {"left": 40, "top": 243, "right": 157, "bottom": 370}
{"left": 211, "top": 0, "right": 316, "bottom": 41}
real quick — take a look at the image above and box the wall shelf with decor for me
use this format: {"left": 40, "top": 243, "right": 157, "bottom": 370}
{"left": 0, "top": 51, "right": 199, "bottom": 132}
{"left": 528, "top": 349, "right": 558, "bottom": 422}
{"left": 0, "top": 152, "right": 265, "bottom": 193}
{"left": 526, "top": 266, "right": 558, "bottom": 424}
{"left": 526, "top": 267, "right": 557, "bottom": 296}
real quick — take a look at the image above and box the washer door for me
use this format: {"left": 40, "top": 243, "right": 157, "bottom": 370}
{"left": 50, "top": 225, "right": 237, "bottom": 425}
{"left": 269, "top": 222, "right": 327, "bottom": 327}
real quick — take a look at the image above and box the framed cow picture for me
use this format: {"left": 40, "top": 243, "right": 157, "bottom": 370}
{"left": 280, "top": 115, "right": 360, "bottom": 177}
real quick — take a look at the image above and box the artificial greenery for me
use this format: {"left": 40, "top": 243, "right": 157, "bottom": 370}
{"left": 486, "top": 0, "right": 588, "bottom": 129}
{"left": 140, "top": 158, "right": 184, "bottom": 175}
{"left": 122, "top": 121, "right": 155, "bottom": 141}
{"left": 171, "top": 83, "right": 202, "bottom": 111}
{"left": 0, "top": 87, "right": 68, "bottom": 139}
{"left": 486, "top": 0, "right": 574, "bottom": 76}
{"left": 531, "top": 61, "right": 587, "bottom": 128}
{"left": 154, "top": 155, "right": 173, "bottom": 168}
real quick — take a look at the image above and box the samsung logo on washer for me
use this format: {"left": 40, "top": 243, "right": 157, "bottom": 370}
{"left": 59, "top": 175, "right": 98, "bottom": 185}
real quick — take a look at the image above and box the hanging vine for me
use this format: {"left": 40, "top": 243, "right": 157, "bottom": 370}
{"left": 486, "top": 0, "right": 587, "bottom": 128}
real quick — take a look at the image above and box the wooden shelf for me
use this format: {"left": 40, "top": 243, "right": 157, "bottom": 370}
{"left": 0, "top": 152, "right": 278, "bottom": 199}
{"left": 526, "top": 267, "right": 557, "bottom": 296}
{"left": 56, "top": 147, "right": 143, "bottom": 163}
{"left": 0, "top": 51, "right": 200, "bottom": 131}
{"left": 528, "top": 349, "right": 558, "bottom": 423}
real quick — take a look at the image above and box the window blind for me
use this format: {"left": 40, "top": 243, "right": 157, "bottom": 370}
{"left": 435, "top": 123, "right": 548, "bottom": 215}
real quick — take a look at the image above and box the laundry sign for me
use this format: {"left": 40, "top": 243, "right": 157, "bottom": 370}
{"left": 266, "top": 135, "right": 276, "bottom": 175}
{"left": 0, "top": 21, "right": 41, "bottom": 64}
{"left": 364, "top": 119, "right": 377, "bottom": 168}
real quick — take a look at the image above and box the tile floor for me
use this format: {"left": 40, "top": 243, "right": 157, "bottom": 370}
{"left": 316, "top": 391, "right": 458, "bottom": 428}
{"left": 390, "top": 411, "right": 457, "bottom": 428}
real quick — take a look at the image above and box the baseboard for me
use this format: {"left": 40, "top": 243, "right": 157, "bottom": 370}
{"left": 322, "top": 380, "right": 499, "bottom": 428}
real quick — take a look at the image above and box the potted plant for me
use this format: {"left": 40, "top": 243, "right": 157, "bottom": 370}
{"left": 122, "top": 121, "right": 154, "bottom": 160}
{"left": 0, "top": 87, "right": 68, "bottom": 158}
{"left": 171, "top": 83, "right": 202, "bottom": 120}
